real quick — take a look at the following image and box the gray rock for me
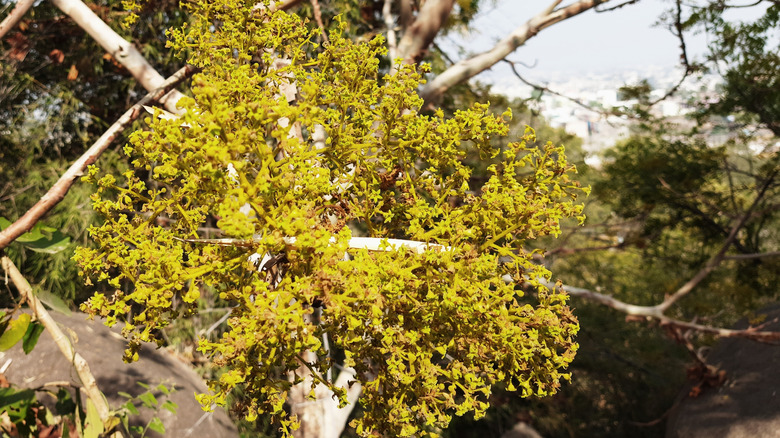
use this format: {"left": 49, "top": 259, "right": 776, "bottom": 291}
{"left": 0, "top": 310, "right": 238, "bottom": 438}
{"left": 666, "top": 303, "right": 780, "bottom": 438}
{"left": 500, "top": 422, "right": 544, "bottom": 438}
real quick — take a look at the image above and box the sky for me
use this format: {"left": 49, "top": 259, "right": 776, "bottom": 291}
{"left": 439, "top": 0, "right": 767, "bottom": 80}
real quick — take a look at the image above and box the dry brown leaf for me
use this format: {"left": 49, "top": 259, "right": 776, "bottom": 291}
{"left": 7, "top": 32, "right": 30, "bottom": 61}
{"left": 49, "top": 49, "right": 65, "bottom": 64}
{"left": 67, "top": 64, "right": 78, "bottom": 81}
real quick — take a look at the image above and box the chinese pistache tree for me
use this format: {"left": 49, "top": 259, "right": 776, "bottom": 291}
{"left": 74, "top": 0, "right": 586, "bottom": 436}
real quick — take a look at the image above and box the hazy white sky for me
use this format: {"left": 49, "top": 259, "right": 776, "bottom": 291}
{"left": 440, "top": 0, "right": 765, "bottom": 79}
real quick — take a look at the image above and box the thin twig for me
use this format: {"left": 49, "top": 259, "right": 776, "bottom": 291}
{"left": 503, "top": 59, "right": 614, "bottom": 118}
{"left": 595, "top": 0, "right": 641, "bottom": 12}
{"left": 644, "top": 0, "right": 693, "bottom": 107}
{"left": 724, "top": 251, "right": 780, "bottom": 260}
{"left": 0, "top": 65, "right": 199, "bottom": 251}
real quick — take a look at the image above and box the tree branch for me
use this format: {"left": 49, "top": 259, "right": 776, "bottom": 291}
{"left": 395, "top": 0, "right": 456, "bottom": 65}
{"left": 551, "top": 281, "right": 780, "bottom": 342}
{"left": 0, "top": 65, "right": 199, "bottom": 251}
{"left": 274, "top": 0, "right": 306, "bottom": 10}
{"left": 724, "top": 251, "right": 780, "bottom": 260}
{"left": 50, "top": 0, "right": 186, "bottom": 114}
{"left": 503, "top": 58, "right": 614, "bottom": 118}
{"left": 419, "top": 0, "right": 611, "bottom": 106}
{"left": 310, "top": 0, "right": 329, "bottom": 44}
{"left": 1, "top": 255, "right": 121, "bottom": 435}
{"left": 657, "top": 170, "right": 777, "bottom": 312}
{"left": 0, "top": 0, "right": 34, "bottom": 39}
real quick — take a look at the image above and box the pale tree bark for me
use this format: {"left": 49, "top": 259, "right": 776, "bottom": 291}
{"left": 0, "top": 0, "right": 35, "bottom": 39}
{"left": 271, "top": 61, "right": 363, "bottom": 438}
{"left": 289, "top": 350, "right": 362, "bottom": 438}
{"left": 395, "top": 0, "right": 456, "bottom": 65}
{"left": 49, "top": 0, "right": 187, "bottom": 114}
{"left": 399, "top": 0, "right": 413, "bottom": 31}
{"left": 419, "top": 0, "right": 612, "bottom": 106}
{"left": 383, "top": 0, "right": 399, "bottom": 67}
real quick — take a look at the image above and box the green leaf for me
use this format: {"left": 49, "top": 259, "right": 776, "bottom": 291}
{"left": 22, "top": 321, "right": 45, "bottom": 354}
{"left": 0, "top": 217, "right": 71, "bottom": 254}
{"left": 36, "top": 290, "right": 72, "bottom": 316}
{"left": 147, "top": 417, "right": 166, "bottom": 434}
{"left": 83, "top": 399, "right": 104, "bottom": 438}
{"left": 117, "top": 391, "right": 133, "bottom": 399}
{"left": 162, "top": 400, "right": 178, "bottom": 414}
{"left": 139, "top": 391, "right": 157, "bottom": 408}
{"left": 122, "top": 400, "right": 139, "bottom": 416}
{"left": 0, "top": 313, "right": 31, "bottom": 351}
{"left": 156, "top": 383, "right": 172, "bottom": 395}
{"left": 21, "top": 229, "right": 70, "bottom": 254}
{"left": 0, "top": 387, "right": 36, "bottom": 421}
{"left": 55, "top": 388, "right": 76, "bottom": 415}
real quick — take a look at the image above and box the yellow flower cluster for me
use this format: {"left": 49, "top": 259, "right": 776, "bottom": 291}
{"left": 76, "top": 1, "right": 586, "bottom": 436}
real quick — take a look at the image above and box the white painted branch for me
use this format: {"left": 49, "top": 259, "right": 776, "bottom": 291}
{"left": 181, "top": 236, "right": 449, "bottom": 256}
{"left": 50, "top": 0, "right": 185, "bottom": 114}
{"left": 419, "top": 0, "right": 610, "bottom": 105}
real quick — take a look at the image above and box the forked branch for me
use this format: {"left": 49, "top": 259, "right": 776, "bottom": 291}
{"left": 419, "top": 0, "right": 611, "bottom": 106}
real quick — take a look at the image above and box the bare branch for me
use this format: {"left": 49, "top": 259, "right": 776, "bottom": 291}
{"left": 548, "top": 242, "right": 626, "bottom": 256}
{"left": 595, "top": 0, "right": 641, "bottom": 12}
{"left": 50, "top": 0, "right": 186, "bottom": 114}
{"left": 274, "top": 0, "right": 306, "bottom": 10}
{"left": 1, "top": 256, "right": 120, "bottom": 434}
{"left": 0, "top": 65, "right": 199, "bottom": 251}
{"left": 396, "top": 0, "right": 456, "bottom": 65}
{"left": 419, "top": 0, "right": 611, "bottom": 106}
{"left": 504, "top": 59, "right": 613, "bottom": 117}
{"left": 657, "top": 170, "right": 777, "bottom": 312}
{"left": 553, "top": 282, "right": 664, "bottom": 318}
{"left": 641, "top": 0, "right": 693, "bottom": 107}
{"left": 310, "top": 0, "right": 329, "bottom": 44}
{"left": 552, "top": 281, "right": 780, "bottom": 343}
{"left": 658, "top": 316, "right": 780, "bottom": 343}
{"left": 322, "top": 368, "right": 362, "bottom": 438}
{"left": 724, "top": 251, "right": 780, "bottom": 260}
{"left": 0, "top": 0, "right": 34, "bottom": 39}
